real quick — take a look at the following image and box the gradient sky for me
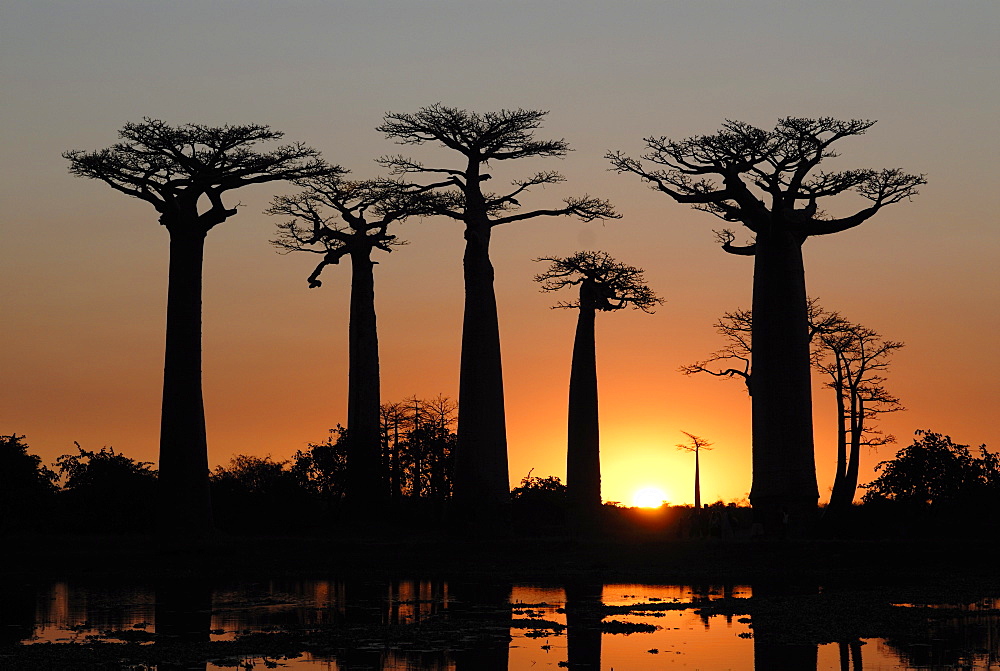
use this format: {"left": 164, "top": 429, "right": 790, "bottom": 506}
{"left": 3, "top": 1, "right": 998, "bottom": 507}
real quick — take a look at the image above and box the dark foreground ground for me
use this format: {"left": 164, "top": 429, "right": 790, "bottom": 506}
{"left": 5, "top": 530, "right": 999, "bottom": 586}
{"left": 3, "top": 531, "right": 999, "bottom": 669}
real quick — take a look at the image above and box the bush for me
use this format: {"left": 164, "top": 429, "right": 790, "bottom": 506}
{"left": 55, "top": 443, "right": 157, "bottom": 532}
{"left": 511, "top": 472, "right": 567, "bottom": 531}
{"left": 860, "top": 430, "right": 999, "bottom": 537}
{"left": 0, "top": 434, "right": 58, "bottom": 531}
{"left": 211, "top": 454, "right": 315, "bottom": 531}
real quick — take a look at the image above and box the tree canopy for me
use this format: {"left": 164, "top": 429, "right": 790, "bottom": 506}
{"left": 608, "top": 117, "right": 925, "bottom": 248}
{"left": 378, "top": 104, "right": 618, "bottom": 226}
{"left": 534, "top": 251, "right": 662, "bottom": 313}
{"left": 64, "top": 118, "right": 334, "bottom": 232}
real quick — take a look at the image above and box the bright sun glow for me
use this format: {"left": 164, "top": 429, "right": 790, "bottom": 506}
{"left": 632, "top": 487, "right": 668, "bottom": 508}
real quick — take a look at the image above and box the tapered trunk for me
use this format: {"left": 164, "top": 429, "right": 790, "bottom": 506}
{"left": 158, "top": 227, "right": 213, "bottom": 539}
{"left": 749, "top": 229, "right": 819, "bottom": 532}
{"left": 453, "top": 221, "right": 510, "bottom": 526}
{"left": 345, "top": 249, "right": 387, "bottom": 509}
{"left": 567, "top": 293, "right": 601, "bottom": 512}
{"left": 694, "top": 447, "right": 702, "bottom": 510}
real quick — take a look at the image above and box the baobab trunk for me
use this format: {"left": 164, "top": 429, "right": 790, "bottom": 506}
{"left": 158, "top": 227, "right": 213, "bottom": 538}
{"left": 345, "top": 249, "right": 387, "bottom": 509}
{"left": 567, "top": 283, "right": 601, "bottom": 512}
{"left": 454, "top": 222, "right": 510, "bottom": 525}
{"left": 749, "top": 229, "right": 819, "bottom": 532}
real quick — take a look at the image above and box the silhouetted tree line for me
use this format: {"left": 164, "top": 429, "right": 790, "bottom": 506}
{"left": 2, "top": 428, "right": 996, "bottom": 537}
{"left": 56, "top": 108, "right": 939, "bottom": 539}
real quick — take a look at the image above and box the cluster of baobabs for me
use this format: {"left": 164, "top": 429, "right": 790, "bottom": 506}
{"left": 63, "top": 104, "right": 925, "bottom": 538}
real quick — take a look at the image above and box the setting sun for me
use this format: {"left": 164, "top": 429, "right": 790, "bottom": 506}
{"left": 632, "top": 487, "right": 668, "bottom": 508}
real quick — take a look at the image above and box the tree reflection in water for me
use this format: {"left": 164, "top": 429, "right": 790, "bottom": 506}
{"left": 564, "top": 581, "right": 602, "bottom": 669}
{"left": 883, "top": 597, "right": 1000, "bottom": 669}
{"left": 155, "top": 577, "right": 212, "bottom": 671}
{"left": 12, "top": 578, "right": 1000, "bottom": 669}
{"left": 750, "top": 580, "right": 820, "bottom": 670}
{"left": 450, "top": 580, "right": 513, "bottom": 671}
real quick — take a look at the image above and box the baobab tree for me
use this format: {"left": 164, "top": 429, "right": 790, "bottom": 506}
{"left": 610, "top": 118, "right": 924, "bottom": 531}
{"left": 378, "top": 105, "right": 618, "bottom": 524}
{"left": 682, "top": 304, "right": 903, "bottom": 514}
{"left": 534, "top": 251, "right": 660, "bottom": 514}
{"left": 680, "top": 299, "right": 838, "bottom": 393}
{"left": 268, "top": 173, "right": 439, "bottom": 511}
{"left": 63, "top": 119, "right": 333, "bottom": 538}
{"left": 676, "top": 432, "right": 713, "bottom": 510}
{"left": 816, "top": 320, "right": 904, "bottom": 514}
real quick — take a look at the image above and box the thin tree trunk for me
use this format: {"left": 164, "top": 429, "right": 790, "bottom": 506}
{"left": 842, "top": 394, "right": 864, "bottom": 507}
{"left": 391, "top": 417, "right": 400, "bottom": 503}
{"left": 567, "top": 290, "right": 601, "bottom": 512}
{"left": 345, "top": 249, "right": 386, "bottom": 509}
{"left": 158, "top": 227, "right": 213, "bottom": 539}
{"left": 454, "top": 222, "right": 510, "bottom": 526}
{"left": 694, "top": 447, "right": 702, "bottom": 510}
{"left": 827, "top": 369, "right": 850, "bottom": 513}
{"left": 749, "top": 230, "right": 819, "bottom": 533}
{"left": 829, "top": 381, "right": 865, "bottom": 514}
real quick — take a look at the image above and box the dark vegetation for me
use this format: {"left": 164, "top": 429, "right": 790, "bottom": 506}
{"left": 3, "top": 429, "right": 995, "bottom": 542}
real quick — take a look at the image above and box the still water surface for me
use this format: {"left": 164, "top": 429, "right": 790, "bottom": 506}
{"left": 12, "top": 579, "right": 999, "bottom": 669}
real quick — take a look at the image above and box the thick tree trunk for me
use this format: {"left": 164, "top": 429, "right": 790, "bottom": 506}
{"left": 453, "top": 222, "right": 510, "bottom": 527}
{"left": 158, "top": 227, "right": 213, "bottom": 539}
{"left": 749, "top": 230, "right": 819, "bottom": 533}
{"left": 345, "top": 249, "right": 387, "bottom": 510}
{"left": 567, "top": 295, "right": 601, "bottom": 513}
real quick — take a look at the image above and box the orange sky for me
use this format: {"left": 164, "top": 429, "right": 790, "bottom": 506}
{"left": 3, "top": 2, "right": 998, "bottom": 507}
